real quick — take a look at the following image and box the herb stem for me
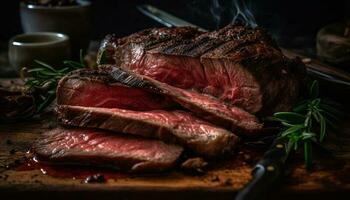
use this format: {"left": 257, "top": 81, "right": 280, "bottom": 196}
{"left": 22, "top": 56, "right": 86, "bottom": 113}
{"left": 273, "top": 80, "right": 340, "bottom": 170}
{"left": 304, "top": 139, "right": 312, "bottom": 170}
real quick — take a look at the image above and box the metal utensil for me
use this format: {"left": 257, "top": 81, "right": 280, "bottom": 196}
{"left": 137, "top": 4, "right": 207, "bottom": 31}
{"left": 235, "top": 137, "right": 290, "bottom": 200}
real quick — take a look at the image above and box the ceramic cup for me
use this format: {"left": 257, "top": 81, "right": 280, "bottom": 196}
{"left": 9, "top": 32, "right": 71, "bottom": 71}
{"left": 20, "top": 0, "right": 91, "bottom": 58}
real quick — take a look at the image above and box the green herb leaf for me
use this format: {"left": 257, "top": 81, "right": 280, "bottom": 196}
{"left": 281, "top": 125, "right": 304, "bottom": 137}
{"left": 302, "top": 132, "right": 316, "bottom": 140}
{"left": 309, "top": 80, "right": 319, "bottom": 98}
{"left": 319, "top": 115, "right": 326, "bottom": 142}
{"left": 34, "top": 60, "right": 56, "bottom": 72}
{"left": 274, "top": 112, "right": 306, "bottom": 124}
{"left": 273, "top": 80, "right": 342, "bottom": 170}
{"left": 320, "top": 103, "right": 342, "bottom": 116}
{"left": 27, "top": 68, "right": 46, "bottom": 73}
{"left": 98, "top": 49, "right": 109, "bottom": 65}
{"left": 293, "top": 100, "right": 309, "bottom": 113}
{"left": 312, "top": 111, "right": 320, "bottom": 122}
{"left": 321, "top": 109, "right": 340, "bottom": 121}
{"left": 322, "top": 99, "right": 342, "bottom": 108}
{"left": 37, "top": 92, "right": 56, "bottom": 112}
{"left": 63, "top": 60, "right": 84, "bottom": 69}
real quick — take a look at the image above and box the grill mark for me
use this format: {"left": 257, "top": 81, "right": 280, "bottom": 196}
{"left": 155, "top": 26, "right": 255, "bottom": 57}
{"left": 133, "top": 27, "right": 204, "bottom": 51}
{"left": 201, "top": 31, "right": 272, "bottom": 59}
{"left": 186, "top": 38, "right": 225, "bottom": 57}
{"left": 206, "top": 25, "right": 258, "bottom": 42}
{"left": 151, "top": 37, "right": 224, "bottom": 58}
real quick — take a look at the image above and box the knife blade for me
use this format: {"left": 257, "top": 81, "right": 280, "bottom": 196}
{"left": 235, "top": 136, "right": 291, "bottom": 200}
{"left": 136, "top": 4, "right": 350, "bottom": 87}
{"left": 137, "top": 4, "right": 207, "bottom": 32}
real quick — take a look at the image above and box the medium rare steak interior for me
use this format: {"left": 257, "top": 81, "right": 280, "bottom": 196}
{"left": 57, "top": 69, "right": 177, "bottom": 111}
{"left": 33, "top": 128, "right": 184, "bottom": 172}
{"left": 98, "top": 24, "right": 305, "bottom": 114}
{"left": 57, "top": 105, "right": 239, "bottom": 157}
{"left": 57, "top": 66, "right": 262, "bottom": 134}
{"left": 100, "top": 65, "right": 262, "bottom": 134}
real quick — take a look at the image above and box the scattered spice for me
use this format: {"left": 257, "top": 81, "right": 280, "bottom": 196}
{"left": 13, "top": 159, "right": 21, "bottom": 165}
{"left": 243, "top": 154, "right": 252, "bottom": 162}
{"left": 302, "top": 58, "right": 312, "bottom": 64}
{"left": 9, "top": 149, "right": 17, "bottom": 155}
{"left": 181, "top": 157, "right": 208, "bottom": 174}
{"left": 6, "top": 139, "right": 13, "bottom": 145}
{"left": 84, "top": 174, "right": 106, "bottom": 183}
{"left": 210, "top": 175, "right": 220, "bottom": 182}
{"left": 222, "top": 178, "right": 233, "bottom": 186}
{"left": 0, "top": 174, "right": 9, "bottom": 181}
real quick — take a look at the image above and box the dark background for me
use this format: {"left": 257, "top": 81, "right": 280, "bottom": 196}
{"left": 1, "top": 0, "right": 349, "bottom": 48}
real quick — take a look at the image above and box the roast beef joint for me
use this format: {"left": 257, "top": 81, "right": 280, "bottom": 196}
{"left": 33, "top": 24, "right": 305, "bottom": 172}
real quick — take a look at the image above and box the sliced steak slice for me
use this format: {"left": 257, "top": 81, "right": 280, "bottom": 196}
{"left": 100, "top": 66, "right": 262, "bottom": 134}
{"left": 57, "top": 69, "right": 176, "bottom": 111}
{"left": 57, "top": 105, "right": 239, "bottom": 157}
{"left": 33, "top": 128, "right": 183, "bottom": 172}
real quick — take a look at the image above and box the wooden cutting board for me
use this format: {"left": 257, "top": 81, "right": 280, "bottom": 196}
{"left": 1, "top": 110, "right": 349, "bottom": 200}
{"left": 0, "top": 61, "right": 350, "bottom": 200}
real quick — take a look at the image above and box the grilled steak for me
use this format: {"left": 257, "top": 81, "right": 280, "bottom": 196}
{"left": 100, "top": 65, "right": 262, "bottom": 134}
{"left": 98, "top": 25, "right": 305, "bottom": 114}
{"left": 57, "top": 69, "right": 176, "bottom": 111}
{"left": 57, "top": 105, "right": 239, "bottom": 157}
{"left": 33, "top": 128, "right": 183, "bottom": 172}
{"left": 97, "top": 26, "right": 203, "bottom": 66}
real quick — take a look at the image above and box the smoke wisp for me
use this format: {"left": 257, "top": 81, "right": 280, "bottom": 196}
{"left": 211, "top": 0, "right": 257, "bottom": 28}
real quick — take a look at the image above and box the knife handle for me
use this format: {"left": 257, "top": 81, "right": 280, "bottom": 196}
{"left": 235, "top": 160, "right": 283, "bottom": 200}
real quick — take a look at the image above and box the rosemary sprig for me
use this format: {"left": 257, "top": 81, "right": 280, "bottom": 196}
{"left": 273, "top": 80, "right": 342, "bottom": 169}
{"left": 21, "top": 51, "right": 86, "bottom": 113}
